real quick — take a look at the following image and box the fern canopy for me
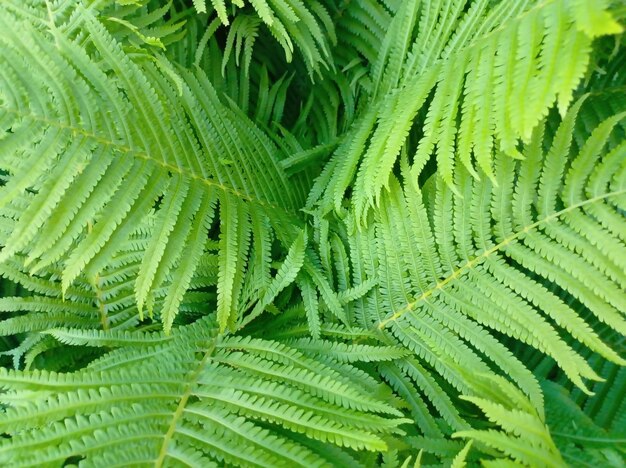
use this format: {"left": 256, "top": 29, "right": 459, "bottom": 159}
{"left": 0, "top": 0, "right": 624, "bottom": 466}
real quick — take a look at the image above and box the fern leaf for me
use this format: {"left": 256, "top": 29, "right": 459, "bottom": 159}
{"left": 193, "top": 0, "right": 207, "bottom": 14}
{"left": 243, "top": 229, "right": 307, "bottom": 327}
{"left": 0, "top": 318, "right": 406, "bottom": 465}
{"left": 453, "top": 375, "right": 564, "bottom": 466}
{"left": 0, "top": 3, "right": 311, "bottom": 330}
{"left": 161, "top": 190, "right": 217, "bottom": 332}
{"left": 300, "top": 277, "right": 322, "bottom": 339}
{"left": 317, "top": 103, "right": 626, "bottom": 464}
{"left": 450, "top": 441, "right": 472, "bottom": 468}
{"left": 288, "top": 338, "right": 407, "bottom": 363}
{"left": 309, "top": 0, "right": 623, "bottom": 217}
{"left": 44, "top": 328, "right": 172, "bottom": 347}
{"left": 135, "top": 174, "right": 190, "bottom": 315}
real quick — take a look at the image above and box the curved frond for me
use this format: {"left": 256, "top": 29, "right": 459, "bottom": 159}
{"left": 0, "top": 2, "right": 315, "bottom": 332}
{"left": 0, "top": 317, "right": 407, "bottom": 466}
{"left": 308, "top": 0, "right": 623, "bottom": 220}
{"left": 331, "top": 105, "right": 626, "bottom": 464}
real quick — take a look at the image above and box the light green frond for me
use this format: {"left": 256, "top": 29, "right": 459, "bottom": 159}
{"left": 309, "top": 0, "right": 622, "bottom": 219}
{"left": 450, "top": 441, "right": 472, "bottom": 468}
{"left": 375, "top": 106, "right": 625, "bottom": 388}
{"left": 241, "top": 229, "right": 306, "bottom": 328}
{"left": 189, "top": 0, "right": 334, "bottom": 73}
{"left": 379, "top": 362, "right": 444, "bottom": 439}
{"left": 45, "top": 328, "right": 172, "bottom": 347}
{"left": 0, "top": 2, "right": 312, "bottom": 331}
{"left": 453, "top": 375, "right": 564, "bottom": 467}
{"left": 323, "top": 104, "right": 626, "bottom": 464}
{"left": 0, "top": 317, "right": 406, "bottom": 465}
{"left": 286, "top": 338, "right": 407, "bottom": 363}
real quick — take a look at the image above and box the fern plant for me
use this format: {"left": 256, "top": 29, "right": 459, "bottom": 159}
{"left": 0, "top": 0, "right": 624, "bottom": 466}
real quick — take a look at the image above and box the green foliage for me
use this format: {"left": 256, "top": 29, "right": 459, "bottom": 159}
{"left": 0, "top": 317, "right": 409, "bottom": 465}
{"left": 0, "top": 0, "right": 624, "bottom": 466}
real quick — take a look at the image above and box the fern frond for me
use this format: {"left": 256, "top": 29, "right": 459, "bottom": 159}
{"left": 374, "top": 105, "right": 625, "bottom": 387}
{"left": 44, "top": 328, "right": 172, "bottom": 347}
{"left": 324, "top": 103, "right": 626, "bottom": 464}
{"left": 454, "top": 375, "right": 564, "bottom": 466}
{"left": 286, "top": 337, "right": 407, "bottom": 363}
{"left": 0, "top": 2, "right": 320, "bottom": 332}
{"left": 543, "top": 378, "right": 626, "bottom": 466}
{"left": 188, "top": 0, "right": 334, "bottom": 73}
{"left": 0, "top": 317, "right": 407, "bottom": 466}
{"left": 308, "top": 0, "right": 623, "bottom": 220}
